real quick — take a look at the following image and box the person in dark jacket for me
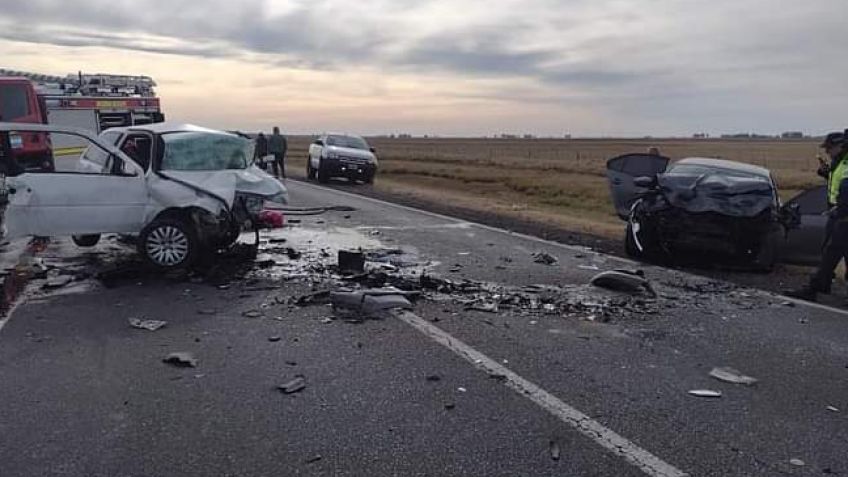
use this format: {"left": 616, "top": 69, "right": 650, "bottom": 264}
{"left": 255, "top": 132, "right": 269, "bottom": 171}
{"left": 268, "top": 127, "right": 288, "bottom": 179}
{"left": 787, "top": 131, "right": 848, "bottom": 301}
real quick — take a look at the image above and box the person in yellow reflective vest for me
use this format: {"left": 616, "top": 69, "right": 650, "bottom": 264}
{"left": 787, "top": 131, "right": 848, "bottom": 301}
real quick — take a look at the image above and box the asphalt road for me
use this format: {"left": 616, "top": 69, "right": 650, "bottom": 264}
{"left": 1, "top": 179, "right": 847, "bottom": 477}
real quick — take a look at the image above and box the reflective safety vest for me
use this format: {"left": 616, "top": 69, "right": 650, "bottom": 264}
{"left": 828, "top": 152, "right": 848, "bottom": 206}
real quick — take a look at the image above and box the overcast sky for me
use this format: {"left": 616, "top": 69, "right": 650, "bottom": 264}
{"left": 1, "top": 0, "right": 845, "bottom": 136}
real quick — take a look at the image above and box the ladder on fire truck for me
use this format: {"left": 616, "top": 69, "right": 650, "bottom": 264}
{"left": 0, "top": 68, "right": 156, "bottom": 97}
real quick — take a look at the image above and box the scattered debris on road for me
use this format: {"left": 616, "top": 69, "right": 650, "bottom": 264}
{"left": 533, "top": 252, "right": 558, "bottom": 265}
{"left": 128, "top": 318, "right": 167, "bottom": 332}
{"left": 163, "top": 352, "right": 198, "bottom": 368}
{"left": 305, "top": 455, "right": 322, "bottom": 464}
{"left": 242, "top": 310, "right": 263, "bottom": 318}
{"left": 549, "top": 440, "right": 561, "bottom": 461}
{"left": 709, "top": 367, "right": 758, "bottom": 386}
{"left": 789, "top": 458, "right": 805, "bottom": 467}
{"left": 268, "top": 335, "right": 282, "bottom": 342}
{"left": 827, "top": 405, "right": 839, "bottom": 412}
{"left": 338, "top": 250, "right": 365, "bottom": 274}
{"left": 590, "top": 269, "right": 656, "bottom": 297}
{"left": 688, "top": 389, "right": 722, "bottom": 398}
{"left": 278, "top": 376, "right": 307, "bottom": 394}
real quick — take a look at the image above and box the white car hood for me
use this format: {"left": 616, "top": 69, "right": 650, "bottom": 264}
{"left": 327, "top": 145, "right": 375, "bottom": 162}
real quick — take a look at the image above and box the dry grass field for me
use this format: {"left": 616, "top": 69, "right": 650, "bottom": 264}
{"left": 285, "top": 136, "right": 822, "bottom": 240}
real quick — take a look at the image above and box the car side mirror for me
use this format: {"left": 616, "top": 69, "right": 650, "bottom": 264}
{"left": 633, "top": 176, "right": 656, "bottom": 188}
{"left": 369, "top": 147, "right": 376, "bottom": 154}
{"left": 313, "top": 140, "right": 323, "bottom": 146}
{"left": 780, "top": 202, "right": 801, "bottom": 230}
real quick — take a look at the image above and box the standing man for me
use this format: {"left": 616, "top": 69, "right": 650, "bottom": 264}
{"left": 255, "top": 132, "right": 269, "bottom": 172}
{"left": 787, "top": 131, "right": 848, "bottom": 301}
{"left": 268, "top": 127, "right": 288, "bottom": 179}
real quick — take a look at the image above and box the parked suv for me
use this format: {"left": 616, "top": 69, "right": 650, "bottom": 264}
{"left": 0, "top": 122, "right": 288, "bottom": 270}
{"left": 307, "top": 133, "right": 377, "bottom": 184}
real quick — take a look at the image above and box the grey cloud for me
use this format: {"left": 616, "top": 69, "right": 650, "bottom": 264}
{"left": 2, "top": 0, "right": 847, "bottom": 135}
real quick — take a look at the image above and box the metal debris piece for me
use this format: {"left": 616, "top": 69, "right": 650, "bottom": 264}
{"left": 278, "top": 377, "right": 306, "bottom": 394}
{"left": 709, "top": 367, "right": 758, "bottom": 386}
{"left": 466, "top": 302, "right": 498, "bottom": 313}
{"left": 549, "top": 440, "right": 561, "bottom": 461}
{"left": 444, "top": 403, "right": 456, "bottom": 410}
{"left": 426, "top": 375, "right": 441, "bottom": 382}
{"left": 688, "top": 389, "right": 722, "bottom": 398}
{"left": 44, "top": 274, "right": 73, "bottom": 288}
{"left": 305, "top": 455, "right": 322, "bottom": 464}
{"left": 827, "top": 405, "right": 839, "bottom": 412}
{"left": 457, "top": 387, "right": 467, "bottom": 393}
{"left": 330, "top": 287, "right": 415, "bottom": 315}
{"left": 242, "top": 310, "right": 263, "bottom": 318}
{"left": 294, "top": 290, "right": 331, "bottom": 306}
{"left": 163, "top": 352, "right": 198, "bottom": 368}
{"left": 533, "top": 252, "right": 558, "bottom": 265}
{"left": 338, "top": 250, "right": 365, "bottom": 274}
{"left": 590, "top": 269, "right": 656, "bottom": 297}
{"left": 268, "top": 336, "right": 282, "bottom": 342}
{"left": 128, "top": 318, "right": 167, "bottom": 331}
{"left": 578, "top": 265, "right": 600, "bottom": 271}
{"left": 321, "top": 318, "right": 333, "bottom": 324}
{"left": 369, "top": 230, "right": 381, "bottom": 236}
{"left": 789, "top": 459, "right": 805, "bottom": 467}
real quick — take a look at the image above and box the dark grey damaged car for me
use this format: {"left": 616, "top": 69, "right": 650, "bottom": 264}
{"left": 606, "top": 154, "right": 827, "bottom": 270}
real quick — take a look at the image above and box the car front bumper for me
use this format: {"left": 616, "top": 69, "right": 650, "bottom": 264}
{"left": 324, "top": 160, "right": 376, "bottom": 179}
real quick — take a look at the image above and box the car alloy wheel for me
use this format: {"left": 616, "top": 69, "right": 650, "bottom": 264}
{"left": 146, "top": 224, "right": 190, "bottom": 267}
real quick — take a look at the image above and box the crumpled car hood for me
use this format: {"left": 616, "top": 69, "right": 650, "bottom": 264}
{"left": 162, "top": 165, "right": 288, "bottom": 205}
{"left": 657, "top": 172, "right": 774, "bottom": 217}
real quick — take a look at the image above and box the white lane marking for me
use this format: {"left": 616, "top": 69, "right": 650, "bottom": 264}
{"left": 394, "top": 310, "right": 688, "bottom": 477}
{"left": 292, "top": 180, "right": 848, "bottom": 319}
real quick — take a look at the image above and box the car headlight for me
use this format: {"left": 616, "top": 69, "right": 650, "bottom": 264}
{"left": 266, "top": 191, "right": 289, "bottom": 205}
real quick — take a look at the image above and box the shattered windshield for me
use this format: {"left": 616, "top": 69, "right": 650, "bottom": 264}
{"left": 160, "top": 132, "right": 254, "bottom": 171}
{"left": 326, "top": 135, "right": 369, "bottom": 150}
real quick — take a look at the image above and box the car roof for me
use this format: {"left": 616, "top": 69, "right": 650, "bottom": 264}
{"left": 106, "top": 122, "right": 235, "bottom": 136}
{"left": 672, "top": 157, "right": 771, "bottom": 177}
{"left": 324, "top": 132, "right": 364, "bottom": 139}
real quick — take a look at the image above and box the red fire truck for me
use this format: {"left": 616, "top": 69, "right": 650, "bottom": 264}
{"left": 0, "top": 69, "right": 165, "bottom": 171}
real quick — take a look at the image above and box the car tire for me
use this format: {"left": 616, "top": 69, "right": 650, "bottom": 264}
{"left": 317, "top": 160, "right": 330, "bottom": 183}
{"left": 364, "top": 172, "right": 375, "bottom": 185}
{"left": 307, "top": 162, "right": 316, "bottom": 180}
{"left": 71, "top": 234, "right": 101, "bottom": 247}
{"left": 138, "top": 218, "right": 199, "bottom": 270}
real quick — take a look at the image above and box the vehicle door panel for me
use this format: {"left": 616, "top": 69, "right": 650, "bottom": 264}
{"left": 781, "top": 185, "right": 828, "bottom": 265}
{"left": 606, "top": 153, "right": 670, "bottom": 219}
{"left": 4, "top": 167, "right": 148, "bottom": 239}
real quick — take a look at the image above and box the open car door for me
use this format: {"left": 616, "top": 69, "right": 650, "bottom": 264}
{"left": 606, "top": 153, "right": 670, "bottom": 219}
{"left": 780, "top": 185, "right": 828, "bottom": 266}
{"left": 0, "top": 123, "right": 148, "bottom": 241}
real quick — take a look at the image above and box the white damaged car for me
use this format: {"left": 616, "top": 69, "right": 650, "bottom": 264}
{"left": 0, "top": 122, "right": 288, "bottom": 270}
